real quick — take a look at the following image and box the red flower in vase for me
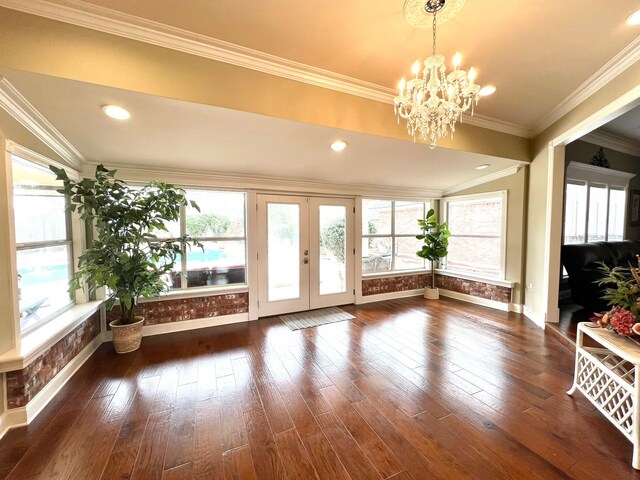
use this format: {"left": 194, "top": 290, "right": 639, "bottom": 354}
{"left": 609, "top": 307, "right": 637, "bottom": 337}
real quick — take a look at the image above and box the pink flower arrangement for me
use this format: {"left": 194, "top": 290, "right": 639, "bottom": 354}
{"left": 609, "top": 307, "right": 636, "bottom": 337}
{"left": 593, "top": 259, "right": 640, "bottom": 338}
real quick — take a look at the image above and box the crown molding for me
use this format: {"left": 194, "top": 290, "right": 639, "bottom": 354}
{"left": 443, "top": 165, "right": 523, "bottom": 196}
{"left": 533, "top": 36, "right": 640, "bottom": 137}
{"left": 462, "top": 113, "right": 532, "bottom": 138}
{"left": 567, "top": 160, "right": 636, "bottom": 182}
{"left": 0, "top": 78, "right": 84, "bottom": 169}
{"left": 581, "top": 129, "right": 640, "bottom": 158}
{"left": 81, "top": 161, "right": 444, "bottom": 199}
{"left": 0, "top": 0, "right": 531, "bottom": 139}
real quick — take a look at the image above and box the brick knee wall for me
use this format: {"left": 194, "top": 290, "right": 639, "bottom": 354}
{"left": 106, "top": 292, "right": 249, "bottom": 327}
{"left": 362, "top": 273, "right": 511, "bottom": 303}
{"left": 6, "top": 311, "right": 101, "bottom": 409}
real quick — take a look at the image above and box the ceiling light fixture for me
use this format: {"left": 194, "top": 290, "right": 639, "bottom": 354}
{"left": 394, "top": 0, "right": 489, "bottom": 149}
{"left": 475, "top": 164, "right": 490, "bottom": 170}
{"left": 479, "top": 85, "right": 497, "bottom": 97}
{"left": 102, "top": 105, "right": 131, "bottom": 120}
{"left": 330, "top": 140, "right": 347, "bottom": 152}
{"left": 627, "top": 9, "right": 640, "bottom": 25}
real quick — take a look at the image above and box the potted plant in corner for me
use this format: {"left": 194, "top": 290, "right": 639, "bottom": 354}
{"left": 51, "top": 164, "right": 200, "bottom": 354}
{"left": 416, "top": 208, "right": 450, "bottom": 300}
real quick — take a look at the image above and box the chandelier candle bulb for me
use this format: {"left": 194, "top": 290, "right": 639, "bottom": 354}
{"left": 468, "top": 67, "right": 476, "bottom": 83}
{"left": 412, "top": 61, "right": 421, "bottom": 77}
{"left": 453, "top": 52, "right": 461, "bottom": 68}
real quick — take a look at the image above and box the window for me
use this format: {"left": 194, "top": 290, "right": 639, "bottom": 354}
{"left": 361, "top": 199, "right": 431, "bottom": 274}
{"left": 163, "top": 189, "right": 247, "bottom": 289}
{"left": 443, "top": 192, "right": 506, "bottom": 278}
{"left": 564, "top": 181, "right": 587, "bottom": 244}
{"left": 12, "top": 156, "right": 73, "bottom": 333}
{"left": 563, "top": 162, "right": 631, "bottom": 246}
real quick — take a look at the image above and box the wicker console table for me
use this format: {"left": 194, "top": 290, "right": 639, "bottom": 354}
{"left": 568, "top": 322, "right": 640, "bottom": 469}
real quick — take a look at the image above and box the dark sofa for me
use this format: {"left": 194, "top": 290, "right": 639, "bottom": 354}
{"left": 561, "top": 240, "right": 640, "bottom": 311}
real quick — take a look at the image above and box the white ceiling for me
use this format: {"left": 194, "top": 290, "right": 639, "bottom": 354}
{"left": 10, "top": 0, "right": 640, "bottom": 133}
{"left": 1, "top": 69, "right": 521, "bottom": 193}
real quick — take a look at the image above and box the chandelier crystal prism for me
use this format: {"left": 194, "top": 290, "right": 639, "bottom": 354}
{"left": 394, "top": 0, "right": 483, "bottom": 149}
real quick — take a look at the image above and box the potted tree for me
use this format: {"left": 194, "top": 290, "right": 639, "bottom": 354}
{"left": 416, "top": 208, "right": 450, "bottom": 299}
{"left": 51, "top": 165, "right": 200, "bottom": 353}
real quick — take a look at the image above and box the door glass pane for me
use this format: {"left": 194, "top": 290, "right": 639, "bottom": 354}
{"left": 268, "top": 203, "right": 300, "bottom": 301}
{"left": 608, "top": 188, "right": 625, "bottom": 241}
{"left": 588, "top": 185, "right": 608, "bottom": 242}
{"left": 319, "top": 205, "right": 347, "bottom": 295}
{"left": 564, "top": 182, "right": 587, "bottom": 244}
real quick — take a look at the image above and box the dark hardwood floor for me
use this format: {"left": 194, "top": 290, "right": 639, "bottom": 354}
{"left": 0, "top": 297, "right": 635, "bottom": 479}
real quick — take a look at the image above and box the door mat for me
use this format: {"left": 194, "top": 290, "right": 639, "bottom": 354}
{"left": 279, "top": 307, "right": 355, "bottom": 330}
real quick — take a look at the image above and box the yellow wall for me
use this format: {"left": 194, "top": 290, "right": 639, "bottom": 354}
{"left": 0, "top": 7, "right": 530, "bottom": 163}
{"left": 525, "top": 60, "right": 640, "bottom": 321}
{"left": 445, "top": 167, "right": 528, "bottom": 305}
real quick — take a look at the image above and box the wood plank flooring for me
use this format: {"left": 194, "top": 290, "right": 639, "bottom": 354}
{"left": 0, "top": 297, "right": 635, "bottom": 479}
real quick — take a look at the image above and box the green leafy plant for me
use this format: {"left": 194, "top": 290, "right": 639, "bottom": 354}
{"left": 186, "top": 213, "right": 230, "bottom": 237}
{"left": 596, "top": 262, "right": 640, "bottom": 315}
{"left": 50, "top": 164, "right": 201, "bottom": 324}
{"left": 416, "top": 208, "right": 450, "bottom": 289}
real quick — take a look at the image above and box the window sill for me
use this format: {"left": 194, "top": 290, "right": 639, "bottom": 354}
{"left": 362, "top": 269, "right": 430, "bottom": 279}
{"left": 435, "top": 269, "right": 515, "bottom": 288}
{"left": 0, "top": 301, "right": 103, "bottom": 373}
{"left": 361, "top": 268, "right": 515, "bottom": 289}
{"left": 137, "top": 284, "right": 249, "bottom": 303}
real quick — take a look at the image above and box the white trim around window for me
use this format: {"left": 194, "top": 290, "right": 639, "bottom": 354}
{"left": 441, "top": 190, "right": 508, "bottom": 280}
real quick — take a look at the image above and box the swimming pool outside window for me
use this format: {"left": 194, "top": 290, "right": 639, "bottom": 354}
{"left": 12, "top": 156, "right": 73, "bottom": 333}
{"left": 159, "top": 190, "right": 247, "bottom": 289}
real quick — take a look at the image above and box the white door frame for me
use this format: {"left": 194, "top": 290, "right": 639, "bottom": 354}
{"left": 257, "top": 194, "right": 310, "bottom": 317}
{"left": 309, "top": 197, "right": 355, "bottom": 309}
{"left": 256, "top": 194, "right": 355, "bottom": 317}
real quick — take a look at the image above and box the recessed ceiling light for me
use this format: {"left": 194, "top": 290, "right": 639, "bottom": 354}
{"left": 330, "top": 140, "right": 347, "bottom": 152}
{"left": 102, "top": 105, "right": 131, "bottom": 120}
{"left": 476, "top": 164, "right": 490, "bottom": 170}
{"left": 479, "top": 85, "right": 497, "bottom": 97}
{"left": 627, "top": 9, "right": 640, "bottom": 25}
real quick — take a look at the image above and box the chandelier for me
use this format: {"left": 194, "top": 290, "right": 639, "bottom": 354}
{"left": 394, "top": 0, "right": 484, "bottom": 149}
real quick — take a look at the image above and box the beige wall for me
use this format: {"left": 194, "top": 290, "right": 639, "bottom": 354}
{"left": 0, "top": 7, "right": 530, "bottom": 163}
{"left": 525, "top": 59, "right": 640, "bottom": 322}
{"left": 445, "top": 167, "right": 527, "bottom": 305}
{"left": 565, "top": 140, "right": 640, "bottom": 240}
{"left": 0, "top": 136, "right": 17, "bottom": 355}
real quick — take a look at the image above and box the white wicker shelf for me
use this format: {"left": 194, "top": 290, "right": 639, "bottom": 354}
{"left": 568, "top": 322, "right": 640, "bottom": 469}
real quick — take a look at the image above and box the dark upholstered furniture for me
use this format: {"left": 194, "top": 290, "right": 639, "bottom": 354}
{"left": 561, "top": 240, "right": 640, "bottom": 311}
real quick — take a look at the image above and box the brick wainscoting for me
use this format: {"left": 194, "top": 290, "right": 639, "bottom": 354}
{"left": 6, "top": 311, "right": 101, "bottom": 409}
{"left": 362, "top": 273, "right": 512, "bottom": 303}
{"left": 106, "top": 293, "right": 249, "bottom": 326}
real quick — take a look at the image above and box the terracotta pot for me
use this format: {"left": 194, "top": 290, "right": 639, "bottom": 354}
{"left": 109, "top": 316, "right": 144, "bottom": 354}
{"left": 424, "top": 288, "right": 439, "bottom": 300}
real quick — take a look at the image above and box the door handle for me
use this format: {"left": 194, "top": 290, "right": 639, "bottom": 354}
{"left": 304, "top": 250, "right": 309, "bottom": 255}
{"left": 303, "top": 257, "right": 309, "bottom": 264}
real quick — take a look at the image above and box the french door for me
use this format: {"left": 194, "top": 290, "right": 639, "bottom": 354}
{"left": 257, "top": 194, "right": 355, "bottom": 317}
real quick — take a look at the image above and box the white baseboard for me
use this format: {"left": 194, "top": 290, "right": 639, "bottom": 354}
{"left": 358, "top": 287, "right": 523, "bottom": 315}
{"left": 0, "top": 407, "right": 27, "bottom": 439}
{"left": 439, "top": 289, "right": 511, "bottom": 312}
{"left": 523, "top": 306, "right": 545, "bottom": 329}
{"left": 357, "top": 289, "right": 425, "bottom": 304}
{"left": 103, "top": 313, "right": 250, "bottom": 341}
{"left": 0, "top": 332, "right": 103, "bottom": 439}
